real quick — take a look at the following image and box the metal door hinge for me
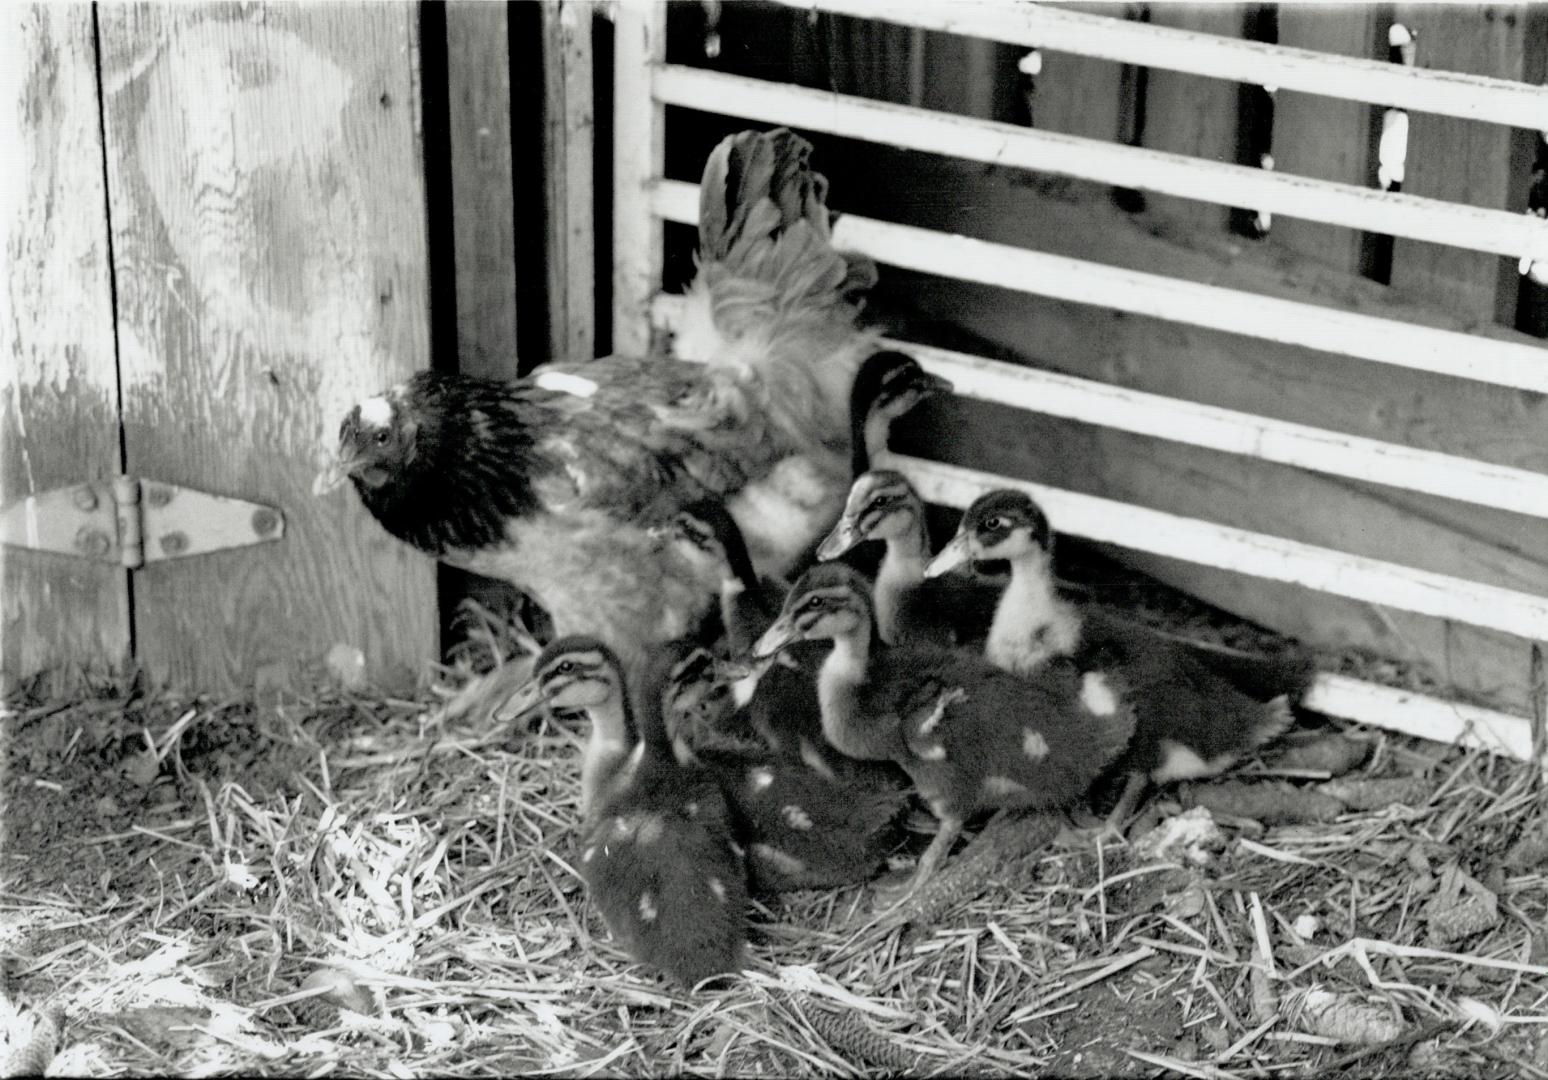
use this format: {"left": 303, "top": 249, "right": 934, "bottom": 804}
{"left": 0, "top": 477, "right": 285, "bottom": 568}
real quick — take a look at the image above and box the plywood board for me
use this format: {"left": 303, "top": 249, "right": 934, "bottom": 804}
{"left": 1, "top": 5, "right": 131, "bottom": 689}
{"left": 543, "top": 0, "right": 596, "bottom": 364}
{"left": 96, "top": 4, "right": 438, "bottom": 692}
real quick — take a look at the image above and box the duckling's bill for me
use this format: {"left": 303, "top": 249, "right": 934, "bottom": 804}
{"left": 923, "top": 531, "right": 973, "bottom": 578}
{"left": 752, "top": 613, "right": 802, "bottom": 659}
{"left": 494, "top": 676, "right": 548, "bottom": 724}
{"left": 816, "top": 516, "right": 864, "bottom": 561}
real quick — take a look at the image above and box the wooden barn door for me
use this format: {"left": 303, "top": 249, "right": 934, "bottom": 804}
{"left": 4, "top": 4, "right": 437, "bottom": 694}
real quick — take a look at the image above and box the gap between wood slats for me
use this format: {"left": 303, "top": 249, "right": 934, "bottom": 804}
{"left": 652, "top": 179, "right": 1548, "bottom": 394}
{"left": 651, "top": 293, "right": 1548, "bottom": 519}
{"left": 653, "top": 65, "right": 1548, "bottom": 267}
{"left": 777, "top": 0, "right": 1548, "bottom": 130}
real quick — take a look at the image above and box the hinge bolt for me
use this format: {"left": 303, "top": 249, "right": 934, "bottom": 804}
{"left": 145, "top": 485, "right": 172, "bottom": 508}
{"left": 75, "top": 527, "right": 111, "bottom": 558}
{"left": 251, "top": 508, "right": 279, "bottom": 537}
{"left": 159, "top": 531, "right": 188, "bottom": 556}
{"left": 73, "top": 485, "right": 98, "bottom": 512}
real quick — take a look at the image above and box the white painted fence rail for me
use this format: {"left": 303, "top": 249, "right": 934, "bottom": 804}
{"left": 654, "top": 293, "right": 1548, "bottom": 520}
{"left": 778, "top": 0, "right": 1548, "bottom": 130}
{"left": 654, "top": 65, "right": 1548, "bottom": 263}
{"left": 654, "top": 179, "right": 1548, "bottom": 395}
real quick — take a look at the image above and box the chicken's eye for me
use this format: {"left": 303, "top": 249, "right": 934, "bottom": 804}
{"left": 373, "top": 429, "right": 390, "bottom": 446}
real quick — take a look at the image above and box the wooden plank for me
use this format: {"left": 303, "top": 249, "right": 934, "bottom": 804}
{"left": 446, "top": 0, "right": 519, "bottom": 378}
{"left": 0, "top": 5, "right": 131, "bottom": 689}
{"left": 1391, "top": 4, "right": 1547, "bottom": 324}
{"left": 1139, "top": 4, "right": 1249, "bottom": 232}
{"left": 96, "top": 4, "right": 438, "bottom": 692}
{"left": 543, "top": 0, "right": 596, "bottom": 363}
{"left": 919, "top": 30, "right": 1013, "bottom": 121}
{"left": 1273, "top": 6, "right": 1383, "bottom": 271}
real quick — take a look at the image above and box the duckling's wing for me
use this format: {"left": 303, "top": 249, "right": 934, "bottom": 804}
{"left": 580, "top": 775, "right": 748, "bottom": 987}
{"left": 1082, "top": 608, "right": 1317, "bottom": 701}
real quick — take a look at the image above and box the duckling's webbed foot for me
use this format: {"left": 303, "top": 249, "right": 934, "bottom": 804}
{"left": 871, "top": 815, "right": 964, "bottom": 911}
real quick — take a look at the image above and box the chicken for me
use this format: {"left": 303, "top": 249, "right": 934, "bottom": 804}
{"left": 314, "top": 130, "right": 875, "bottom": 679}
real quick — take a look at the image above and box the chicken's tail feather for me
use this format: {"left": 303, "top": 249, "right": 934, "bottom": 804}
{"left": 676, "top": 129, "right": 876, "bottom": 453}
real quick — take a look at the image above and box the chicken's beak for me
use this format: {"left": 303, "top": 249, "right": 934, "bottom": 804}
{"left": 924, "top": 531, "right": 973, "bottom": 579}
{"left": 752, "top": 612, "right": 802, "bottom": 659}
{"left": 816, "top": 515, "right": 863, "bottom": 561}
{"left": 919, "top": 370, "right": 955, "bottom": 399}
{"left": 312, "top": 446, "right": 361, "bottom": 496}
{"left": 494, "top": 676, "right": 548, "bottom": 725}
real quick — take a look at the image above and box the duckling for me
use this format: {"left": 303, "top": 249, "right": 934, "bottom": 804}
{"left": 658, "top": 643, "right": 910, "bottom": 894}
{"left": 500, "top": 637, "right": 748, "bottom": 987}
{"left": 847, "top": 351, "right": 954, "bottom": 479}
{"left": 655, "top": 496, "right": 785, "bottom": 654}
{"left": 926, "top": 489, "right": 1300, "bottom": 828}
{"left": 752, "top": 564, "right": 1136, "bottom": 900}
{"left": 816, "top": 470, "right": 1001, "bottom": 647}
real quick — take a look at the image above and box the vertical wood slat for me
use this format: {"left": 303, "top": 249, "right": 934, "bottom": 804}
{"left": 612, "top": 1, "right": 666, "bottom": 358}
{"left": 96, "top": 4, "right": 437, "bottom": 692}
{"left": 446, "top": 0, "right": 519, "bottom": 379}
{"left": 1, "top": 5, "right": 131, "bottom": 688}
{"left": 1391, "top": 4, "right": 1545, "bottom": 324}
{"left": 1139, "top": 4, "right": 1249, "bottom": 232}
{"left": 544, "top": 0, "right": 597, "bottom": 363}
{"left": 1272, "top": 7, "right": 1383, "bottom": 270}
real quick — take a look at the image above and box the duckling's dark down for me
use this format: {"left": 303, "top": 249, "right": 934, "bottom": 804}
{"left": 659, "top": 644, "right": 909, "bottom": 894}
{"left": 504, "top": 637, "right": 748, "bottom": 987}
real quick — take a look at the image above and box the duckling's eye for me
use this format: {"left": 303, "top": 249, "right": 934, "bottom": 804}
{"left": 804, "top": 595, "right": 825, "bottom": 612}
{"left": 983, "top": 515, "right": 1008, "bottom": 532}
{"left": 556, "top": 660, "right": 575, "bottom": 674}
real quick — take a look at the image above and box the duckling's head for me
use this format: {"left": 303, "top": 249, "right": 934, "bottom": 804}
{"left": 650, "top": 498, "right": 757, "bottom": 591}
{"left": 496, "top": 635, "right": 627, "bottom": 723}
{"left": 817, "top": 470, "right": 925, "bottom": 559}
{"left": 925, "top": 489, "right": 1052, "bottom": 578}
{"left": 753, "top": 564, "right": 874, "bottom": 656}
{"left": 850, "top": 352, "right": 954, "bottom": 474}
{"left": 656, "top": 643, "right": 741, "bottom": 739}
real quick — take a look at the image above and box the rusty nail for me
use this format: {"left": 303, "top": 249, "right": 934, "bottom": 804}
{"left": 145, "top": 485, "right": 172, "bottom": 508}
{"left": 73, "top": 485, "right": 98, "bottom": 512}
{"left": 160, "top": 531, "right": 188, "bottom": 556}
{"left": 251, "top": 508, "right": 279, "bottom": 536}
{"left": 75, "top": 527, "right": 111, "bottom": 557}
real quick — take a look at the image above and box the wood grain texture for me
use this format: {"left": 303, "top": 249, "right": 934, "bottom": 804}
{"left": 856, "top": 153, "right": 1547, "bottom": 711}
{"left": 1029, "top": 3, "right": 1131, "bottom": 142}
{"left": 1272, "top": 6, "right": 1383, "bottom": 271}
{"left": 96, "top": 4, "right": 437, "bottom": 692}
{"left": 1, "top": 5, "right": 131, "bottom": 689}
{"left": 1139, "top": 4, "right": 1249, "bottom": 231}
{"left": 446, "top": 0, "right": 519, "bottom": 379}
{"left": 1391, "top": 4, "right": 1546, "bottom": 323}
{"left": 543, "top": 0, "right": 596, "bottom": 363}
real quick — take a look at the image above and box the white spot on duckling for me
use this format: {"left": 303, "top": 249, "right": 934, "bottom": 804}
{"left": 982, "top": 776, "right": 1031, "bottom": 798}
{"left": 683, "top": 800, "right": 699, "bottom": 818}
{"left": 1022, "top": 728, "right": 1050, "bottom": 760}
{"left": 1079, "top": 672, "right": 1121, "bottom": 718}
{"left": 748, "top": 767, "right": 776, "bottom": 792}
{"left": 916, "top": 743, "right": 947, "bottom": 761}
{"left": 357, "top": 395, "right": 392, "bottom": 428}
{"left": 918, "top": 686, "right": 968, "bottom": 735}
{"left": 1151, "top": 741, "right": 1223, "bottom": 784}
{"left": 581, "top": 846, "right": 596, "bottom": 863}
{"left": 613, "top": 816, "right": 633, "bottom": 837}
{"left": 534, "top": 370, "right": 598, "bottom": 398}
{"left": 782, "top": 805, "right": 814, "bottom": 831}
{"left": 635, "top": 815, "right": 665, "bottom": 845}
{"left": 728, "top": 840, "right": 745, "bottom": 858}
{"left": 638, "top": 891, "right": 658, "bottom": 922}
{"left": 708, "top": 877, "right": 728, "bottom": 902}
{"left": 753, "top": 843, "right": 806, "bottom": 875}
{"left": 798, "top": 739, "right": 837, "bottom": 781}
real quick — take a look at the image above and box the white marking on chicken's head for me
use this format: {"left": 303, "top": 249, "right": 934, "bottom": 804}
{"left": 1022, "top": 728, "right": 1050, "bottom": 760}
{"left": 357, "top": 395, "right": 393, "bottom": 429}
{"left": 534, "top": 370, "right": 599, "bottom": 398}
{"left": 1080, "top": 672, "right": 1121, "bottom": 718}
